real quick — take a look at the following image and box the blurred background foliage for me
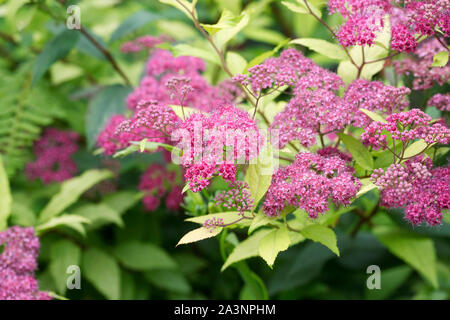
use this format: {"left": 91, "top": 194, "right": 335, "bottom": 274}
{"left": 0, "top": 0, "right": 449, "bottom": 300}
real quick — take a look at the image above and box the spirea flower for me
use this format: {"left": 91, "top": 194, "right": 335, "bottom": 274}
{"left": 263, "top": 151, "right": 361, "bottom": 218}
{"left": 394, "top": 39, "right": 450, "bottom": 90}
{"left": 391, "top": 23, "right": 418, "bottom": 53}
{"left": 344, "top": 79, "right": 411, "bottom": 128}
{"left": 139, "top": 163, "right": 184, "bottom": 211}
{"left": 0, "top": 227, "right": 51, "bottom": 300}
{"left": 179, "top": 105, "right": 262, "bottom": 192}
{"left": 26, "top": 128, "right": 79, "bottom": 184}
{"left": 361, "top": 108, "right": 450, "bottom": 150}
{"left": 428, "top": 93, "right": 450, "bottom": 112}
{"left": 371, "top": 157, "right": 449, "bottom": 225}
{"left": 215, "top": 181, "right": 254, "bottom": 213}
{"left": 120, "top": 35, "right": 172, "bottom": 53}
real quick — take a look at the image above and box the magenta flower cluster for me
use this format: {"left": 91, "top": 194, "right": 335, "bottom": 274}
{"left": 26, "top": 128, "right": 79, "bottom": 184}
{"left": 428, "top": 93, "right": 450, "bottom": 112}
{"left": 180, "top": 105, "right": 262, "bottom": 192}
{"left": 328, "top": 0, "right": 449, "bottom": 52}
{"left": 394, "top": 39, "right": 450, "bottom": 90}
{"left": 263, "top": 151, "right": 361, "bottom": 218}
{"left": 361, "top": 108, "right": 450, "bottom": 150}
{"left": 120, "top": 35, "right": 172, "bottom": 53}
{"left": 139, "top": 163, "right": 184, "bottom": 211}
{"left": 371, "top": 157, "right": 449, "bottom": 225}
{"left": 0, "top": 226, "right": 51, "bottom": 300}
{"left": 214, "top": 181, "right": 254, "bottom": 214}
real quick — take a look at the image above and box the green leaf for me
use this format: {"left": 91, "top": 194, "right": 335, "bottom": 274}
{"left": 9, "top": 201, "right": 36, "bottom": 227}
{"left": 113, "top": 144, "right": 139, "bottom": 158}
{"left": 49, "top": 239, "right": 81, "bottom": 295}
{"left": 159, "top": 0, "right": 198, "bottom": 21}
{"left": 290, "top": 38, "right": 347, "bottom": 60}
{"left": 173, "top": 43, "right": 221, "bottom": 65}
{"left": 39, "top": 169, "right": 113, "bottom": 222}
{"left": 248, "top": 211, "right": 274, "bottom": 234}
{"left": 226, "top": 51, "right": 247, "bottom": 75}
{"left": 0, "top": 156, "right": 12, "bottom": 230}
{"left": 222, "top": 229, "right": 272, "bottom": 271}
{"left": 32, "top": 30, "right": 80, "bottom": 85}
{"left": 103, "top": 191, "right": 142, "bottom": 215}
{"left": 355, "top": 178, "right": 377, "bottom": 198}
{"left": 244, "top": 38, "right": 290, "bottom": 71}
{"left": 365, "top": 265, "right": 412, "bottom": 300}
{"left": 338, "top": 133, "right": 374, "bottom": 170}
{"left": 300, "top": 224, "right": 339, "bottom": 256}
{"left": 144, "top": 270, "right": 191, "bottom": 294}
{"left": 258, "top": 225, "right": 291, "bottom": 267}
{"left": 72, "top": 203, "right": 124, "bottom": 230}
{"left": 282, "top": 0, "right": 322, "bottom": 18}
{"left": 86, "top": 85, "right": 132, "bottom": 149}
{"left": 212, "top": 11, "right": 249, "bottom": 50}
{"left": 83, "top": 248, "right": 121, "bottom": 300}
{"left": 35, "top": 214, "right": 91, "bottom": 236}
{"left": 176, "top": 226, "right": 223, "bottom": 246}
{"left": 114, "top": 241, "right": 177, "bottom": 271}
{"left": 245, "top": 143, "right": 274, "bottom": 209}
{"left": 402, "top": 139, "right": 432, "bottom": 160}
{"left": 432, "top": 51, "right": 449, "bottom": 67}
{"left": 359, "top": 108, "right": 387, "bottom": 123}
{"left": 374, "top": 226, "right": 438, "bottom": 288}
{"left": 109, "top": 11, "right": 159, "bottom": 42}
{"left": 201, "top": 10, "right": 236, "bottom": 35}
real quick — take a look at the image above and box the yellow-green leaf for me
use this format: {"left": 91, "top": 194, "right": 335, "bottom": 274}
{"left": 0, "top": 156, "right": 11, "bottom": 230}
{"left": 300, "top": 224, "right": 339, "bottom": 256}
{"left": 176, "top": 226, "right": 223, "bottom": 246}
{"left": 290, "top": 38, "right": 347, "bottom": 60}
{"left": 258, "top": 225, "right": 290, "bottom": 267}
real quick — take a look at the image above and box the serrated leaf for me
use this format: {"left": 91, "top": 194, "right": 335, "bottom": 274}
{"left": 248, "top": 211, "right": 274, "bottom": 234}
{"left": 114, "top": 241, "right": 177, "bottom": 271}
{"left": 355, "top": 178, "right": 377, "bottom": 198}
{"left": 402, "top": 139, "right": 432, "bottom": 160}
{"left": 32, "top": 30, "right": 80, "bottom": 85}
{"left": 213, "top": 11, "right": 249, "bottom": 50}
{"left": 159, "top": 0, "right": 198, "bottom": 21}
{"left": 374, "top": 226, "right": 438, "bottom": 288}
{"left": 39, "top": 170, "right": 113, "bottom": 222}
{"left": 226, "top": 51, "right": 247, "bottom": 75}
{"left": 300, "top": 224, "right": 339, "bottom": 256}
{"left": 290, "top": 38, "right": 347, "bottom": 60}
{"left": 245, "top": 144, "right": 274, "bottom": 209}
{"left": 109, "top": 11, "right": 159, "bottom": 42}
{"left": 72, "top": 203, "right": 124, "bottom": 229}
{"left": 173, "top": 43, "right": 221, "bottom": 65}
{"left": 177, "top": 226, "right": 222, "bottom": 246}
{"left": 258, "top": 225, "right": 290, "bottom": 267}
{"left": 339, "top": 133, "right": 374, "bottom": 170}
{"left": 282, "top": 1, "right": 322, "bottom": 18}
{"left": 222, "top": 229, "right": 273, "bottom": 271}
{"left": 35, "top": 214, "right": 91, "bottom": 236}
{"left": 49, "top": 239, "right": 81, "bottom": 295}
{"left": 83, "top": 248, "right": 121, "bottom": 300}
{"left": 86, "top": 84, "right": 132, "bottom": 149}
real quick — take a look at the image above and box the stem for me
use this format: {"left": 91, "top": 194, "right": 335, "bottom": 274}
{"left": 351, "top": 205, "right": 379, "bottom": 237}
{"left": 302, "top": 0, "right": 358, "bottom": 68}
{"left": 434, "top": 34, "right": 450, "bottom": 52}
{"left": 53, "top": 0, "right": 131, "bottom": 85}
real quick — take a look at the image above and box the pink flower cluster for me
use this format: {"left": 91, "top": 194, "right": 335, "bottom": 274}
{"left": 139, "top": 163, "right": 184, "bottom": 211}
{"left": 180, "top": 105, "right": 262, "bottom": 192}
{"left": 428, "top": 93, "right": 450, "bottom": 112}
{"left": 26, "top": 128, "right": 79, "bottom": 184}
{"left": 344, "top": 79, "right": 411, "bottom": 128}
{"left": 120, "top": 35, "right": 172, "bottom": 53}
{"left": 126, "top": 49, "right": 239, "bottom": 112}
{"left": 394, "top": 39, "right": 450, "bottom": 90}
{"left": 215, "top": 181, "right": 254, "bottom": 214}
{"left": 361, "top": 108, "right": 450, "bottom": 150}
{"left": 328, "top": 0, "right": 449, "bottom": 52}
{"left": 263, "top": 151, "right": 361, "bottom": 218}
{"left": 371, "top": 157, "right": 449, "bottom": 225}
{"left": 241, "top": 49, "right": 411, "bottom": 149}
{"left": 0, "top": 226, "right": 50, "bottom": 300}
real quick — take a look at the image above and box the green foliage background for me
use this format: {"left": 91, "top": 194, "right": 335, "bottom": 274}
{"left": 0, "top": 0, "right": 449, "bottom": 300}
